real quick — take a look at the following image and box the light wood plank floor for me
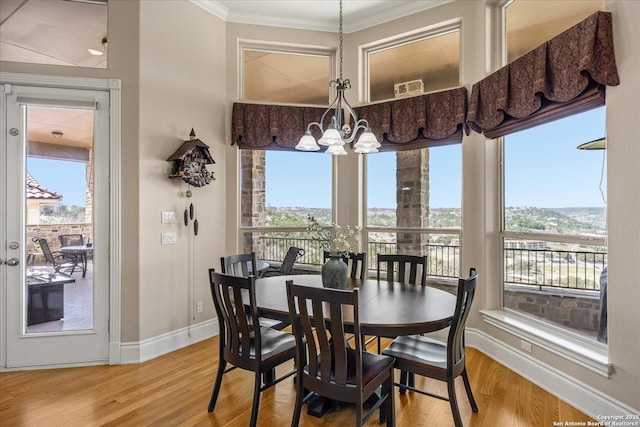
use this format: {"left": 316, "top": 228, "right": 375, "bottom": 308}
{"left": 0, "top": 337, "right": 594, "bottom": 426}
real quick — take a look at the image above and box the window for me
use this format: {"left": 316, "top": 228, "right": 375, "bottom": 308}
{"left": 366, "top": 146, "right": 462, "bottom": 277}
{"left": 506, "top": 0, "right": 604, "bottom": 62}
{"left": 501, "top": 0, "right": 608, "bottom": 345}
{"left": 365, "top": 25, "right": 460, "bottom": 102}
{"left": 239, "top": 43, "right": 334, "bottom": 265}
{"left": 501, "top": 107, "right": 607, "bottom": 342}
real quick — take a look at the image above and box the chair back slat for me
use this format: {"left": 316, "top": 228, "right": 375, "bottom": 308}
{"left": 221, "top": 252, "right": 257, "bottom": 278}
{"left": 324, "top": 251, "right": 367, "bottom": 280}
{"left": 281, "top": 246, "right": 304, "bottom": 275}
{"left": 377, "top": 254, "right": 427, "bottom": 286}
{"left": 286, "top": 281, "right": 361, "bottom": 387}
{"left": 448, "top": 268, "right": 478, "bottom": 369}
{"left": 209, "top": 270, "right": 259, "bottom": 360}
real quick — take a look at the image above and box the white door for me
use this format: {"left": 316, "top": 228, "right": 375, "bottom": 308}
{"left": 1, "top": 85, "right": 110, "bottom": 368}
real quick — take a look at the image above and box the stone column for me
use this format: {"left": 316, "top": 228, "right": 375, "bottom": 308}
{"left": 240, "top": 150, "right": 266, "bottom": 254}
{"left": 396, "top": 149, "right": 429, "bottom": 254}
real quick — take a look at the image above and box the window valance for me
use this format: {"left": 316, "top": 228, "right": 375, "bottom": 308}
{"left": 355, "top": 86, "right": 467, "bottom": 152}
{"left": 232, "top": 86, "right": 467, "bottom": 152}
{"left": 466, "top": 11, "right": 619, "bottom": 139}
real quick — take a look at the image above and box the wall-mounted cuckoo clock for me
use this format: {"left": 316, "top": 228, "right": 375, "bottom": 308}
{"left": 167, "top": 129, "right": 215, "bottom": 187}
{"left": 167, "top": 129, "right": 215, "bottom": 236}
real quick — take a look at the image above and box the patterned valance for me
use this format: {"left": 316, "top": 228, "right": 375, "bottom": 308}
{"left": 232, "top": 86, "right": 467, "bottom": 152}
{"left": 466, "top": 11, "right": 619, "bottom": 139}
{"left": 356, "top": 86, "right": 467, "bottom": 151}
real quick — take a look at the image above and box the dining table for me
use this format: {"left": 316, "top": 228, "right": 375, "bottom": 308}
{"left": 60, "top": 244, "right": 93, "bottom": 277}
{"left": 254, "top": 274, "right": 457, "bottom": 417}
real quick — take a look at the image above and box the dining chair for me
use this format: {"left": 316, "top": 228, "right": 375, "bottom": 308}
{"left": 286, "top": 280, "right": 395, "bottom": 427}
{"left": 32, "top": 237, "right": 80, "bottom": 276}
{"left": 208, "top": 270, "right": 297, "bottom": 427}
{"left": 382, "top": 268, "right": 479, "bottom": 427}
{"left": 323, "top": 251, "right": 368, "bottom": 280}
{"left": 262, "top": 246, "right": 304, "bottom": 277}
{"left": 220, "top": 252, "right": 257, "bottom": 278}
{"left": 377, "top": 253, "right": 428, "bottom": 286}
{"left": 221, "top": 252, "right": 289, "bottom": 330}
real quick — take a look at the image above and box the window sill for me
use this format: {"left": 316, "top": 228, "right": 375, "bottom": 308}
{"left": 480, "top": 309, "right": 611, "bottom": 377}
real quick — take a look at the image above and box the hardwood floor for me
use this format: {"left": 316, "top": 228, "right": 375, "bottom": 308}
{"left": 0, "top": 337, "right": 593, "bottom": 426}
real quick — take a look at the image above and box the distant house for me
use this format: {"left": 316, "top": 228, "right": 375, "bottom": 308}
{"left": 26, "top": 172, "right": 62, "bottom": 225}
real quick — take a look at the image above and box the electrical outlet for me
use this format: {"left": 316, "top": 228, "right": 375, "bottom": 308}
{"left": 196, "top": 301, "right": 203, "bottom": 313}
{"left": 520, "top": 340, "right": 532, "bottom": 353}
{"left": 161, "top": 232, "right": 177, "bottom": 245}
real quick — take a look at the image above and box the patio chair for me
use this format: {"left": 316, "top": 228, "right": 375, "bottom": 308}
{"left": 382, "top": 268, "right": 479, "bottom": 427}
{"left": 32, "top": 237, "right": 80, "bottom": 276}
{"left": 208, "top": 270, "right": 297, "bottom": 427}
{"left": 262, "top": 246, "right": 304, "bottom": 277}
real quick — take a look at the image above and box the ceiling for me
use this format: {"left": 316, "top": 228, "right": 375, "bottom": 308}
{"left": 1, "top": 0, "right": 603, "bottom": 151}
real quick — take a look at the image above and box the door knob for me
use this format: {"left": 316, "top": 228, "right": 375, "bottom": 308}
{"left": 6, "top": 258, "right": 19, "bottom": 266}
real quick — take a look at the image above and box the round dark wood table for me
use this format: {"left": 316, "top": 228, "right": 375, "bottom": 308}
{"left": 256, "top": 274, "right": 457, "bottom": 338}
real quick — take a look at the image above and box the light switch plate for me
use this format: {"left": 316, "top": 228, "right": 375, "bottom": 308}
{"left": 161, "top": 211, "right": 177, "bottom": 223}
{"left": 161, "top": 232, "right": 177, "bottom": 245}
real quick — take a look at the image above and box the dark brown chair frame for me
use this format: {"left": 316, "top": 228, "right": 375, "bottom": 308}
{"left": 382, "top": 268, "right": 479, "bottom": 427}
{"left": 323, "top": 251, "right": 368, "bottom": 280}
{"left": 286, "top": 281, "right": 395, "bottom": 427}
{"left": 220, "top": 252, "right": 257, "bottom": 278}
{"left": 377, "top": 254, "right": 428, "bottom": 286}
{"left": 208, "top": 270, "right": 297, "bottom": 427}
{"left": 32, "top": 237, "right": 80, "bottom": 276}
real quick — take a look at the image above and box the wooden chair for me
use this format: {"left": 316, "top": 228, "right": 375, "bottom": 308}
{"left": 323, "top": 251, "right": 368, "bottom": 280}
{"left": 32, "top": 237, "right": 80, "bottom": 276}
{"left": 208, "top": 270, "right": 297, "bottom": 427}
{"left": 220, "top": 252, "right": 257, "bottom": 278}
{"left": 263, "top": 246, "right": 304, "bottom": 277}
{"left": 286, "top": 281, "right": 395, "bottom": 427}
{"left": 377, "top": 254, "right": 428, "bottom": 286}
{"left": 382, "top": 268, "right": 479, "bottom": 427}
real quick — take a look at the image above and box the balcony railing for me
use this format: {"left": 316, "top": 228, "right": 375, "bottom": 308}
{"left": 504, "top": 247, "right": 607, "bottom": 291}
{"left": 260, "top": 236, "right": 459, "bottom": 278}
{"left": 260, "top": 236, "right": 607, "bottom": 291}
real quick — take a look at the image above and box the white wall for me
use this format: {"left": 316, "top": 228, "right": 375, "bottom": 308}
{"left": 137, "top": 1, "right": 227, "bottom": 341}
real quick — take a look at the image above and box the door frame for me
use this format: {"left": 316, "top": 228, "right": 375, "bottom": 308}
{"left": 0, "top": 72, "right": 122, "bottom": 368}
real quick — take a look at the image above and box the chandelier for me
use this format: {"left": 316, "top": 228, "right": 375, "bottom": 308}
{"left": 295, "top": 0, "right": 380, "bottom": 155}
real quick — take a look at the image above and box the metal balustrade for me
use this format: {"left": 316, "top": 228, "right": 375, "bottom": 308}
{"left": 257, "top": 235, "right": 607, "bottom": 290}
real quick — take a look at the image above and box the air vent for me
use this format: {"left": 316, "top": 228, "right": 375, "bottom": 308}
{"left": 394, "top": 79, "right": 424, "bottom": 98}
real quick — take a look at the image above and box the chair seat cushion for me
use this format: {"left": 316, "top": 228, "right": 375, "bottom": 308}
{"left": 307, "top": 348, "right": 394, "bottom": 386}
{"left": 382, "top": 334, "right": 447, "bottom": 369}
{"left": 257, "top": 326, "right": 296, "bottom": 360}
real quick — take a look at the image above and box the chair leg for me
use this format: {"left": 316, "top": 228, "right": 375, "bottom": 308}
{"left": 399, "top": 370, "right": 408, "bottom": 394}
{"left": 382, "top": 374, "right": 395, "bottom": 426}
{"left": 461, "top": 369, "right": 478, "bottom": 412}
{"left": 291, "top": 372, "right": 304, "bottom": 426}
{"left": 447, "top": 378, "right": 463, "bottom": 427}
{"left": 250, "top": 371, "right": 262, "bottom": 427}
{"left": 208, "top": 359, "right": 227, "bottom": 412}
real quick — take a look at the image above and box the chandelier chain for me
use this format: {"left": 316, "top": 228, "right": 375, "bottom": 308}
{"left": 339, "top": 0, "right": 343, "bottom": 80}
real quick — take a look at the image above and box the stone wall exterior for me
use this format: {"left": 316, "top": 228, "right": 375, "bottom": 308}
{"left": 241, "top": 150, "right": 266, "bottom": 254}
{"left": 504, "top": 285, "right": 601, "bottom": 333}
{"left": 26, "top": 223, "right": 93, "bottom": 262}
{"left": 396, "top": 149, "right": 429, "bottom": 254}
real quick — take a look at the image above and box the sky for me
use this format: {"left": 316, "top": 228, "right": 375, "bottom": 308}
{"left": 27, "top": 158, "right": 86, "bottom": 207}
{"left": 27, "top": 106, "right": 605, "bottom": 211}
{"left": 265, "top": 106, "right": 606, "bottom": 210}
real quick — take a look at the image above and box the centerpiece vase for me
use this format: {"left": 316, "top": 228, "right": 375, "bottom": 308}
{"left": 322, "top": 254, "right": 348, "bottom": 289}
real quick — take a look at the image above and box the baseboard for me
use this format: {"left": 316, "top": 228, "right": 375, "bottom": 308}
{"left": 120, "top": 319, "right": 218, "bottom": 364}
{"left": 466, "top": 328, "right": 639, "bottom": 418}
